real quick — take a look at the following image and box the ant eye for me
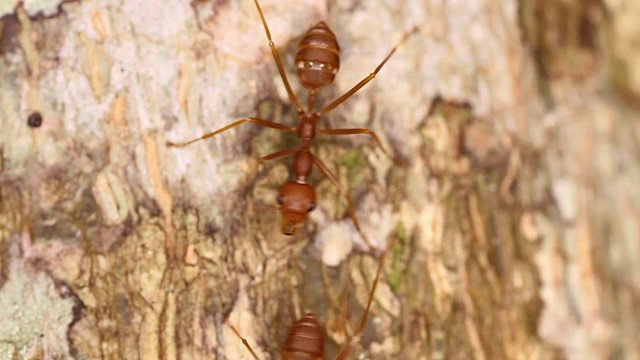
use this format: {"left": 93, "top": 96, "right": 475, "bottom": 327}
{"left": 277, "top": 195, "right": 284, "bottom": 205}
{"left": 308, "top": 203, "right": 316, "bottom": 212}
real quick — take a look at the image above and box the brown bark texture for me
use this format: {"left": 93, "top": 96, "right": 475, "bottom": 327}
{"left": 0, "top": 0, "right": 639, "bottom": 359}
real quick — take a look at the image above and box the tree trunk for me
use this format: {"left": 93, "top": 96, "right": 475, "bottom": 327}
{"left": 0, "top": 0, "right": 638, "bottom": 359}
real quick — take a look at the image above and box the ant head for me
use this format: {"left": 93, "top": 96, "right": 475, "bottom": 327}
{"left": 278, "top": 181, "right": 317, "bottom": 236}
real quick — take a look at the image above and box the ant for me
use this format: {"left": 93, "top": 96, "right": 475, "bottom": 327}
{"left": 229, "top": 237, "right": 397, "bottom": 359}
{"left": 168, "top": 0, "right": 417, "bottom": 250}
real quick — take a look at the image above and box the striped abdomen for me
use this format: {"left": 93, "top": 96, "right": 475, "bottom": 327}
{"left": 282, "top": 313, "right": 324, "bottom": 360}
{"left": 295, "top": 22, "right": 341, "bottom": 90}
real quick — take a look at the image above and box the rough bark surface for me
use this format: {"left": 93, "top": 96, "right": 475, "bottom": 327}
{"left": 0, "top": 0, "right": 638, "bottom": 359}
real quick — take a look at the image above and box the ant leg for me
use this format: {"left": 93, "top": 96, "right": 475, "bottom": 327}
{"left": 322, "top": 261, "right": 352, "bottom": 341}
{"left": 167, "top": 117, "right": 295, "bottom": 147}
{"left": 310, "top": 154, "right": 376, "bottom": 252}
{"left": 252, "top": 0, "right": 304, "bottom": 112}
{"left": 318, "top": 128, "right": 390, "bottom": 156}
{"left": 229, "top": 323, "right": 260, "bottom": 360}
{"left": 320, "top": 262, "right": 343, "bottom": 310}
{"left": 316, "top": 26, "right": 419, "bottom": 116}
{"left": 258, "top": 148, "right": 297, "bottom": 164}
{"left": 334, "top": 237, "right": 397, "bottom": 360}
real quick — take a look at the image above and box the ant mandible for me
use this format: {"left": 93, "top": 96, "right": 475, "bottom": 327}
{"left": 168, "top": 0, "right": 417, "bottom": 250}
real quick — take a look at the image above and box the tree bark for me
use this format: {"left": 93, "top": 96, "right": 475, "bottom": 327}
{"left": 0, "top": 0, "right": 638, "bottom": 359}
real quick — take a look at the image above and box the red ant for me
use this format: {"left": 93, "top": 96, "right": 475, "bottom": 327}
{"left": 229, "top": 237, "right": 397, "bottom": 359}
{"left": 168, "top": 0, "right": 416, "bottom": 250}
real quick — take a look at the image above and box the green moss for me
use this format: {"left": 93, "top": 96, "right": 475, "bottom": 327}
{"left": 389, "top": 221, "right": 406, "bottom": 291}
{"left": 0, "top": 262, "right": 75, "bottom": 357}
{"left": 340, "top": 148, "right": 367, "bottom": 189}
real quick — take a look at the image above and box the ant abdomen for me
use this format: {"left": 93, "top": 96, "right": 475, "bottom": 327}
{"left": 282, "top": 313, "right": 324, "bottom": 360}
{"left": 295, "top": 22, "right": 341, "bottom": 90}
